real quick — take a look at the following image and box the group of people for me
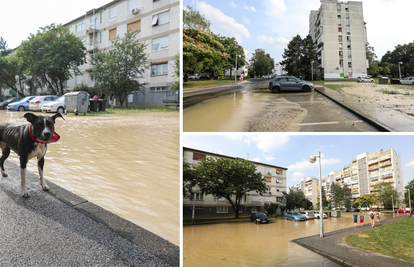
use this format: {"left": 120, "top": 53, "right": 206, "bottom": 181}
{"left": 353, "top": 208, "right": 381, "bottom": 228}
{"left": 92, "top": 91, "right": 116, "bottom": 108}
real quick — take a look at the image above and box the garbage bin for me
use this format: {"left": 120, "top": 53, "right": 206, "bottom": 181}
{"left": 89, "top": 99, "right": 98, "bottom": 111}
{"left": 98, "top": 99, "right": 107, "bottom": 111}
{"left": 391, "top": 79, "right": 400, "bottom": 84}
{"left": 332, "top": 210, "right": 341, "bottom": 217}
{"left": 327, "top": 212, "right": 331, "bottom": 217}
{"left": 64, "top": 91, "right": 90, "bottom": 115}
{"left": 379, "top": 77, "right": 389, "bottom": 84}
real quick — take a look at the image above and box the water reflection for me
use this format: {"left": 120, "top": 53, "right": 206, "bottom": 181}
{"left": 0, "top": 110, "right": 179, "bottom": 245}
{"left": 184, "top": 213, "right": 396, "bottom": 266}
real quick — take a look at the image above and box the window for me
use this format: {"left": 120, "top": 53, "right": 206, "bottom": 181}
{"left": 252, "top": 196, "right": 258, "bottom": 201}
{"left": 150, "top": 87, "right": 167, "bottom": 92}
{"left": 276, "top": 189, "right": 280, "bottom": 192}
{"left": 338, "top": 27, "right": 342, "bottom": 32}
{"left": 267, "top": 187, "right": 272, "bottom": 194}
{"left": 347, "top": 36, "right": 351, "bottom": 41}
{"left": 75, "top": 75, "right": 83, "bottom": 84}
{"left": 127, "top": 20, "right": 141, "bottom": 34}
{"left": 264, "top": 197, "right": 271, "bottom": 202}
{"left": 340, "top": 59, "right": 343, "bottom": 66}
{"left": 337, "top": 13, "right": 341, "bottom": 18}
{"left": 276, "top": 197, "right": 282, "bottom": 202}
{"left": 348, "top": 51, "right": 351, "bottom": 57}
{"left": 337, "top": 5, "right": 341, "bottom": 10}
{"left": 339, "top": 43, "right": 343, "bottom": 48}
{"left": 217, "top": 207, "right": 228, "bottom": 213}
{"left": 338, "top": 36, "right": 342, "bottom": 42}
{"left": 276, "top": 178, "right": 282, "bottom": 183}
{"left": 264, "top": 176, "right": 271, "bottom": 183}
{"left": 151, "top": 62, "right": 168, "bottom": 75}
{"left": 346, "top": 20, "right": 350, "bottom": 26}
{"left": 195, "top": 193, "right": 204, "bottom": 200}
{"left": 347, "top": 28, "right": 350, "bottom": 35}
{"left": 109, "top": 28, "right": 117, "bottom": 40}
{"left": 276, "top": 169, "right": 283, "bottom": 175}
{"left": 338, "top": 19, "right": 341, "bottom": 25}
{"left": 347, "top": 44, "right": 351, "bottom": 49}
{"left": 152, "top": 36, "right": 169, "bottom": 51}
{"left": 339, "top": 51, "right": 343, "bottom": 56}
{"left": 109, "top": 6, "right": 117, "bottom": 20}
{"left": 152, "top": 10, "right": 169, "bottom": 26}
{"left": 264, "top": 166, "right": 272, "bottom": 174}
{"left": 346, "top": 13, "right": 349, "bottom": 18}
{"left": 348, "top": 61, "right": 352, "bottom": 67}
{"left": 75, "top": 22, "right": 84, "bottom": 32}
{"left": 127, "top": 0, "right": 141, "bottom": 13}
{"left": 193, "top": 153, "right": 206, "bottom": 161}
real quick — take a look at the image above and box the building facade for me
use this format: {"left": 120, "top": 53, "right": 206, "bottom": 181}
{"left": 309, "top": 0, "right": 368, "bottom": 80}
{"left": 293, "top": 177, "right": 320, "bottom": 205}
{"left": 3, "top": 0, "right": 179, "bottom": 106}
{"left": 183, "top": 147, "right": 288, "bottom": 218}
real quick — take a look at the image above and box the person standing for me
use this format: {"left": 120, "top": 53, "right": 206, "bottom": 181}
{"left": 184, "top": 72, "right": 189, "bottom": 85}
{"left": 369, "top": 208, "right": 376, "bottom": 228}
{"left": 360, "top": 212, "right": 364, "bottom": 227}
{"left": 353, "top": 211, "right": 358, "bottom": 228}
{"left": 109, "top": 91, "right": 115, "bottom": 109}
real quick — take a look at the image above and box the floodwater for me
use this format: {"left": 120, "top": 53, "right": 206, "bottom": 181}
{"left": 183, "top": 90, "right": 274, "bottom": 132}
{"left": 183, "top": 213, "right": 397, "bottom": 266}
{"left": 0, "top": 110, "right": 179, "bottom": 245}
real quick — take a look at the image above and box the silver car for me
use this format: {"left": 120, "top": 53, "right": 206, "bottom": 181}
{"left": 357, "top": 76, "right": 374, "bottom": 83}
{"left": 28, "top": 95, "right": 58, "bottom": 111}
{"left": 300, "top": 211, "right": 315, "bottom": 220}
{"left": 268, "top": 76, "right": 314, "bottom": 93}
{"left": 399, "top": 77, "right": 414, "bottom": 85}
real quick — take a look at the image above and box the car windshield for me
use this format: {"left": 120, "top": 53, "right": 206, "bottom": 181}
{"left": 292, "top": 211, "right": 300, "bottom": 215}
{"left": 54, "top": 96, "right": 65, "bottom": 102}
{"left": 31, "top": 97, "right": 40, "bottom": 101}
{"left": 19, "top": 96, "right": 33, "bottom": 102}
{"left": 255, "top": 213, "right": 266, "bottom": 218}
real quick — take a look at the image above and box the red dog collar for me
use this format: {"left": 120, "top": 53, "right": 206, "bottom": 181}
{"left": 28, "top": 125, "right": 60, "bottom": 144}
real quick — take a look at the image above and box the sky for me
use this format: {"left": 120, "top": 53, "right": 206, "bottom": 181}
{"left": 183, "top": 0, "right": 414, "bottom": 65}
{"left": 183, "top": 134, "right": 414, "bottom": 188}
{"left": 1, "top": 0, "right": 111, "bottom": 50}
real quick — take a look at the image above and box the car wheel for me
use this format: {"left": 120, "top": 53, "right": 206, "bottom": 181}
{"left": 273, "top": 86, "right": 281, "bottom": 93}
{"left": 18, "top": 106, "right": 25, "bottom": 111}
{"left": 57, "top": 107, "right": 64, "bottom": 114}
{"left": 371, "top": 80, "right": 374, "bottom": 83}
{"left": 302, "top": 85, "right": 310, "bottom": 92}
{"left": 361, "top": 80, "right": 364, "bottom": 82}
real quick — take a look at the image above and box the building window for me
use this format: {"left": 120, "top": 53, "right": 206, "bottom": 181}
{"left": 338, "top": 19, "right": 341, "bottom": 25}
{"left": 347, "top": 44, "right": 351, "bottom": 49}
{"left": 152, "top": 36, "right": 169, "bottom": 51}
{"left": 195, "top": 193, "right": 204, "bottom": 200}
{"left": 339, "top": 51, "right": 343, "bottom": 56}
{"left": 346, "top": 20, "right": 350, "bottom": 26}
{"left": 339, "top": 43, "right": 343, "bottom": 48}
{"left": 346, "top": 13, "right": 349, "bottom": 18}
{"left": 217, "top": 207, "right": 228, "bottom": 213}
{"left": 109, "top": 6, "right": 117, "bottom": 20}
{"left": 264, "top": 176, "right": 271, "bottom": 183}
{"left": 127, "top": 20, "right": 141, "bottom": 33}
{"left": 252, "top": 196, "right": 258, "bottom": 201}
{"left": 276, "top": 169, "right": 283, "bottom": 175}
{"left": 150, "top": 87, "right": 167, "bottom": 92}
{"left": 276, "top": 197, "right": 282, "bottom": 202}
{"left": 348, "top": 61, "right": 352, "bottom": 67}
{"left": 193, "top": 153, "right": 206, "bottom": 161}
{"left": 75, "top": 22, "right": 84, "bottom": 33}
{"left": 347, "top": 36, "right": 351, "bottom": 41}
{"left": 338, "top": 36, "right": 342, "bottom": 42}
{"left": 345, "top": 6, "right": 349, "bottom": 11}
{"left": 151, "top": 62, "right": 168, "bottom": 76}
{"left": 340, "top": 59, "right": 343, "bottom": 66}
{"left": 276, "top": 178, "right": 282, "bottom": 183}
{"left": 264, "top": 197, "right": 271, "bottom": 202}
{"left": 127, "top": 0, "right": 141, "bottom": 13}
{"left": 337, "top": 5, "right": 341, "bottom": 10}
{"left": 75, "top": 75, "right": 83, "bottom": 84}
{"left": 348, "top": 51, "right": 352, "bottom": 57}
{"left": 152, "top": 10, "right": 169, "bottom": 26}
{"left": 337, "top": 13, "right": 341, "bottom": 18}
{"left": 109, "top": 28, "right": 117, "bottom": 40}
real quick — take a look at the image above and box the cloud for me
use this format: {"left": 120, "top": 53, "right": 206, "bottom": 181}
{"left": 406, "top": 159, "right": 414, "bottom": 167}
{"left": 244, "top": 5, "right": 250, "bottom": 11}
{"left": 252, "top": 157, "right": 261, "bottom": 162}
{"left": 288, "top": 157, "right": 341, "bottom": 171}
{"left": 265, "top": 155, "right": 275, "bottom": 162}
{"left": 228, "top": 1, "right": 238, "bottom": 8}
{"left": 257, "top": 35, "right": 289, "bottom": 45}
{"left": 263, "top": 0, "right": 286, "bottom": 16}
{"left": 291, "top": 172, "right": 305, "bottom": 182}
{"left": 250, "top": 135, "right": 290, "bottom": 153}
{"left": 243, "top": 17, "right": 251, "bottom": 24}
{"left": 250, "top": 6, "right": 256, "bottom": 12}
{"left": 195, "top": 1, "right": 251, "bottom": 43}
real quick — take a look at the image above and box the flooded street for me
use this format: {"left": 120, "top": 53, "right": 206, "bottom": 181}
{"left": 184, "top": 213, "right": 397, "bottom": 266}
{"left": 0, "top": 110, "right": 179, "bottom": 245}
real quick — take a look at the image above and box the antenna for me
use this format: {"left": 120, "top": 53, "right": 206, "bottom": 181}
{"left": 244, "top": 151, "right": 249, "bottom": 160}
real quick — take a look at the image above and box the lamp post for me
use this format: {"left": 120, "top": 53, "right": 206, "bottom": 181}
{"left": 191, "top": 186, "right": 199, "bottom": 224}
{"left": 399, "top": 62, "right": 403, "bottom": 80}
{"left": 309, "top": 151, "right": 324, "bottom": 238}
{"left": 391, "top": 195, "right": 394, "bottom": 215}
{"left": 311, "top": 61, "right": 314, "bottom": 81}
{"left": 235, "top": 55, "right": 240, "bottom": 83}
{"left": 406, "top": 189, "right": 411, "bottom": 216}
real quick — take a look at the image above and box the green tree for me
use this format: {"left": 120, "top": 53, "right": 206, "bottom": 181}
{"left": 183, "top": 159, "right": 198, "bottom": 199}
{"left": 299, "top": 35, "right": 318, "bottom": 80}
{"left": 282, "top": 187, "right": 309, "bottom": 211}
{"left": 404, "top": 179, "right": 414, "bottom": 207}
{"left": 183, "top": 5, "right": 211, "bottom": 33}
{"left": 0, "top": 54, "right": 26, "bottom": 96}
{"left": 366, "top": 42, "right": 379, "bottom": 77}
{"left": 344, "top": 198, "right": 352, "bottom": 209}
{"left": 281, "top": 34, "right": 316, "bottom": 79}
{"left": 354, "top": 195, "right": 375, "bottom": 208}
{"left": 0, "top": 37, "right": 12, "bottom": 57}
{"left": 250, "top": 49, "right": 274, "bottom": 77}
{"left": 17, "top": 23, "right": 86, "bottom": 95}
{"left": 168, "top": 53, "right": 180, "bottom": 92}
{"left": 193, "top": 157, "right": 267, "bottom": 218}
{"left": 317, "top": 186, "right": 329, "bottom": 209}
{"left": 90, "top": 30, "right": 149, "bottom": 107}
{"left": 264, "top": 202, "right": 279, "bottom": 217}
{"left": 215, "top": 35, "right": 246, "bottom": 78}
{"left": 373, "top": 182, "right": 399, "bottom": 209}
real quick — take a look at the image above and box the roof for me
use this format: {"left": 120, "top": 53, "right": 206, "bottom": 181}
{"left": 63, "top": 0, "right": 123, "bottom": 26}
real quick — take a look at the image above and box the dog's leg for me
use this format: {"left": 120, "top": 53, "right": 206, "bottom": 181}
{"left": 0, "top": 146, "right": 10, "bottom": 177}
{"left": 38, "top": 156, "right": 49, "bottom": 191}
{"left": 20, "top": 156, "right": 30, "bottom": 198}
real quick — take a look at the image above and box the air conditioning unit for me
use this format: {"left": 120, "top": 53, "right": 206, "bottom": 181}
{"left": 132, "top": 8, "right": 141, "bottom": 14}
{"left": 267, "top": 172, "right": 271, "bottom": 175}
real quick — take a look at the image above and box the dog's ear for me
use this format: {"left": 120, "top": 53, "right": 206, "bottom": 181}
{"left": 23, "top": 113, "right": 37, "bottom": 123}
{"left": 52, "top": 113, "right": 65, "bottom": 122}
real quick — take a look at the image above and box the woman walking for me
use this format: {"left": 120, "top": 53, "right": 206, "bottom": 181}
{"left": 369, "top": 208, "right": 376, "bottom": 228}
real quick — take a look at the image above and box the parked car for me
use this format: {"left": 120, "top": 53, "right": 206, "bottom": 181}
{"left": 357, "top": 76, "right": 374, "bottom": 83}
{"left": 285, "top": 211, "right": 306, "bottom": 222}
{"left": 268, "top": 76, "right": 314, "bottom": 93}
{"left": 395, "top": 207, "right": 414, "bottom": 213}
{"left": 399, "top": 77, "right": 414, "bottom": 85}
{"left": 350, "top": 208, "right": 360, "bottom": 212}
{"left": 0, "top": 97, "right": 22, "bottom": 110}
{"left": 314, "top": 211, "right": 328, "bottom": 219}
{"left": 300, "top": 211, "right": 315, "bottom": 220}
{"left": 28, "top": 95, "right": 59, "bottom": 111}
{"left": 342, "top": 208, "right": 350, "bottom": 212}
{"left": 7, "top": 96, "right": 37, "bottom": 111}
{"left": 188, "top": 74, "right": 200, "bottom": 80}
{"left": 250, "top": 212, "right": 270, "bottom": 224}
{"left": 41, "top": 95, "right": 65, "bottom": 113}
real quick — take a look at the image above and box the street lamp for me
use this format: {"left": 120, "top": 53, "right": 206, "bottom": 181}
{"left": 309, "top": 151, "right": 324, "bottom": 238}
{"left": 311, "top": 61, "right": 314, "bottom": 81}
{"left": 405, "top": 189, "right": 411, "bottom": 216}
{"left": 398, "top": 62, "right": 403, "bottom": 80}
{"left": 191, "top": 186, "right": 199, "bottom": 224}
{"left": 235, "top": 55, "right": 241, "bottom": 83}
{"left": 391, "top": 195, "right": 394, "bottom": 215}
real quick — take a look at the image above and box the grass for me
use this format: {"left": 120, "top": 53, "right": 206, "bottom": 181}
{"left": 379, "top": 88, "right": 400, "bottom": 95}
{"left": 183, "top": 79, "right": 237, "bottom": 90}
{"left": 86, "top": 106, "right": 178, "bottom": 115}
{"left": 343, "top": 217, "right": 414, "bottom": 262}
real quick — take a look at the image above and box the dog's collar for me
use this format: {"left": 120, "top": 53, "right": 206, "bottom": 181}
{"left": 28, "top": 125, "right": 60, "bottom": 144}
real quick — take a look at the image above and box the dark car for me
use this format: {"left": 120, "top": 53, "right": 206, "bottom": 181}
{"left": 0, "top": 97, "right": 22, "bottom": 109}
{"left": 350, "top": 208, "right": 360, "bottom": 212}
{"left": 250, "top": 212, "right": 270, "bottom": 224}
{"left": 268, "top": 76, "right": 314, "bottom": 93}
{"left": 342, "top": 208, "right": 350, "bottom": 212}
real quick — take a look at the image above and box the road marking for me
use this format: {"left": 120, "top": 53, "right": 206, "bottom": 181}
{"left": 295, "top": 120, "right": 363, "bottom": 126}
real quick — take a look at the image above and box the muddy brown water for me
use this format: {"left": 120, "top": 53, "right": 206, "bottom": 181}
{"left": 183, "top": 213, "right": 397, "bottom": 266}
{"left": 0, "top": 110, "right": 179, "bottom": 245}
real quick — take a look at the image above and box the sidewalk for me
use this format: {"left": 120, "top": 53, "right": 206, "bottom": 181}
{"left": 0, "top": 160, "right": 179, "bottom": 266}
{"left": 183, "top": 79, "right": 252, "bottom": 94}
{"left": 293, "top": 216, "right": 414, "bottom": 267}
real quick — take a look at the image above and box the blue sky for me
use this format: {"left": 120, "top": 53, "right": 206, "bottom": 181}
{"left": 183, "top": 134, "right": 414, "bottom": 188}
{"left": 184, "top": 0, "right": 414, "bottom": 66}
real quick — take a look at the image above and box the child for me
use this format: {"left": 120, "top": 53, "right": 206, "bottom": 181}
{"left": 360, "top": 212, "right": 364, "bottom": 227}
{"left": 353, "top": 211, "right": 358, "bottom": 228}
{"left": 369, "top": 208, "right": 376, "bottom": 228}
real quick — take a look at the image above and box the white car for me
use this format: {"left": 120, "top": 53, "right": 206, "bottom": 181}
{"left": 300, "top": 211, "right": 315, "bottom": 220}
{"left": 41, "top": 95, "right": 65, "bottom": 113}
{"left": 399, "top": 77, "right": 414, "bottom": 85}
{"left": 357, "top": 76, "right": 374, "bottom": 83}
{"left": 29, "top": 95, "right": 58, "bottom": 111}
{"left": 188, "top": 74, "right": 199, "bottom": 79}
{"left": 314, "top": 211, "right": 328, "bottom": 219}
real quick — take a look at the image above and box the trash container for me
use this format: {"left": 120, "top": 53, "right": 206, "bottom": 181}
{"left": 89, "top": 99, "right": 98, "bottom": 111}
{"left": 379, "top": 77, "right": 389, "bottom": 84}
{"left": 332, "top": 210, "right": 341, "bottom": 217}
{"left": 98, "top": 99, "right": 107, "bottom": 111}
{"left": 327, "top": 212, "right": 331, "bottom": 217}
{"left": 64, "top": 91, "right": 90, "bottom": 115}
{"left": 391, "top": 79, "right": 400, "bottom": 84}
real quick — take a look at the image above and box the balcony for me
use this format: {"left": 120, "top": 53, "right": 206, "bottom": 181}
{"left": 85, "top": 28, "right": 99, "bottom": 35}
{"left": 86, "top": 43, "right": 99, "bottom": 53}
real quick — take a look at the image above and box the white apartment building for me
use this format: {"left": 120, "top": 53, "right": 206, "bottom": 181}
{"left": 309, "top": 0, "right": 368, "bottom": 80}
{"left": 293, "top": 177, "right": 319, "bottom": 205}
{"left": 3, "top": 0, "right": 179, "bottom": 106}
{"left": 183, "top": 147, "right": 288, "bottom": 218}
{"left": 223, "top": 48, "right": 249, "bottom": 78}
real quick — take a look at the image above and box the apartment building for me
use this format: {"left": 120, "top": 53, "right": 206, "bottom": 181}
{"left": 183, "top": 147, "right": 288, "bottom": 218}
{"left": 325, "top": 149, "right": 404, "bottom": 204}
{"left": 293, "top": 177, "right": 320, "bottom": 205}
{"left": 223, "top": 48, "right": 249, "bottom": 78}
{"left": 309, "top": 0, "right": 368, "bottom": 79}
{"left": 3, "top": 0, "right": 179, "bottom": 106}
